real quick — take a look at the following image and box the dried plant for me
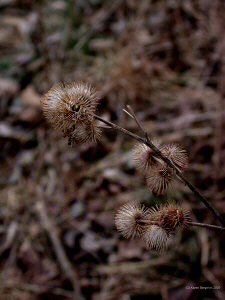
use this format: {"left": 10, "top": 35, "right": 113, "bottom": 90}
{"left": 115, "top": 201, "right": 190, "bottom": 252}
{"left": 40, "top": 82, "right": 101, "bottom": 145}
{"left": 145, "top": 162, "right": 176, "bottom": 195}
{"left": 132, "top": 142, "right": 188, "bottom": 195}
{"left": 41, "top": 81, "right": 225, "bottom": 253}
{"left": 115, "top": 203, "right": 149, "bottom": 239}
{"left": 115, "top": 201, "right": 223, "bottom": 252}
{"left": 132, "top": 139, "right": 161, "bottom": 175}
{"left": 142, "top": 225, "right": 172, "bottom": 252}
{"left": 67, "top": 118, "right": 101, "bottom": 145}
{"left": 160, "top": 143, "right": 188, "bottom": 172}
{"left": 147, "top": 201, "right": 191, "bottom": 230}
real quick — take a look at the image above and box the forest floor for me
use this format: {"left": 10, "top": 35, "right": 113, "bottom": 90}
{"left": 0, "top": 0, "right": 225, "bottom": 299}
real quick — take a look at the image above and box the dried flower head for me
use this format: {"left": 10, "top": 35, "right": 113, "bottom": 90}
{"left": 143, "top": 225, "right": 172, "bottom": 252}
{"left": 40, "top": 82, "right": 101, "bottom": 145}
{"left": 142, "top": 201, "right": 191, "bottom": 251}
{"left": 115, "top": 203, "right": 149, "bottom": 239}
{"left": 67, "top": 119, "right": 101, "bottom": 146}
{"left": 132, "top": 139, "right": 161, "bottom": 175}
{"left": 148, "top": 201, "right": 191, "bottom": 231}
{"left": 160, "top": 143, "right": 188, "bottom": 172}
{"left": 145, "top": 162, "right": 176, "bottom": 195}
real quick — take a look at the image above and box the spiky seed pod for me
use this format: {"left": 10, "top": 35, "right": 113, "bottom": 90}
{"left": 160, "top": 143, "right": 188, "bottom": 172}
{"left": 115, "top": 203, "right": 149, "bottom": 239}
{"left": 132, "top": 139, "right": 161, "bottom": 175}
{"left": 40, "top": 81, "right": 101, "bottom": 145}
{"left": 41, "top": 82, "right": 99, "bottom": 129}
{"left": 143, "top": 225, "right": 172, "bottom": 252}
{"left": 148, "top": 201, "right": 191, "bottom": 231}
{"left": 68, "top": 119, "right": 101, "bottom": 146}
{"left": 145, "top": 162, "right": 176, "bottom": 195}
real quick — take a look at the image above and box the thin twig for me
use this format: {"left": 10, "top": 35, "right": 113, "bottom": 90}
{"left": 94, "top": 113, "right": 225, "bottom": 227}
{"left": 123, "top": 108, "right": 134, "bottom": 119}
{"left": 36, "top": 200, "right": 85, "bottom": 300}
{"left": 140, "top": 220, "right": 160, "bottom": 225}
{"left": 99, "top": 125, "right": 113, "bottom": 129}
{"left": 126, "top": 105, "right": 146, "bottom": 134}
{"left": 188, "top": 222, "right": 225, "bottom": 231}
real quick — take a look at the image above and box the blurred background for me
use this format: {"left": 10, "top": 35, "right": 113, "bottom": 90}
{"left": 0, "top": 0, "right": 225, "bottom": 299}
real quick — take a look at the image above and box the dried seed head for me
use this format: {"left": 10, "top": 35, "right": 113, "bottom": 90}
{"left": 132, "top": 140, "right": 161, "bottom": 175}
{"left": 160, "top": 143, "right": 188, "bottom": 172}
{"left": 41, "top": 82, "right": 98, "bottom": 128}
{"left": 143, "top": 225, "right": 172, "bottom": 252}
{"left": 145, "top": 162, "right": 176, "bottom": 195}
{"left": 115, "top": 203, "right": 149, "bottom": 239}
{"left": 40, "top": 82, "right": 101, "bottom": 145}
{"left": 67, "top": 119, "right": 101, "bottom": 146}
{"left": 148, "top": 201, "right": 191, "bottom": 231}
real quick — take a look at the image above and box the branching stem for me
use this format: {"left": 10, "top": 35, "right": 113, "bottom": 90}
{"left": 94, "top": 113, "right": 225, "bottom": 227}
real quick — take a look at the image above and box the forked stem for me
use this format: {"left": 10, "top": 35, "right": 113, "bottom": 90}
{"left": 94, "top": 113, "right": 225, "bottom": 227}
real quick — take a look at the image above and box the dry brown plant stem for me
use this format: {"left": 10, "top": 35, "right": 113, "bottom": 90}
{"left": 188, "top": 222, "right": 225, "bottom": 231}
{"left": 93, "top": 112, "right": 225, "bottom": 227}
{"left": 141, "top": 220, "right": 225, "bottom": 231}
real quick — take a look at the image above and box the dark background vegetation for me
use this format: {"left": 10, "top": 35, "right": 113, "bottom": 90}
{"left": 0, "top": 0, "right": 225, "bottom": 299}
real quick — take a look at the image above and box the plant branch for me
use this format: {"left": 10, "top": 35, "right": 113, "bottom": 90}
{"left": 124, "top": 105, "right": 146, "bottom": 133}
{"left": 188, "top": 222, "right": 225, "bottom": 231}
{"left": 123, "top": 107, "right": 225, "bottom": 227}
{"left": 94, "top": 113, "right": 225, "bottom": 227}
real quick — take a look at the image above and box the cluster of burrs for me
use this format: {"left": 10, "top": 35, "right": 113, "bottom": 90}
{"left": 115, "top": 201, "right": 191, "bottom": 251}
{"left": 132, "top": 140, "right": 188, "bottom": 195}
{"left": 40, "top": 81, "right": 225, "bottom": 252}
